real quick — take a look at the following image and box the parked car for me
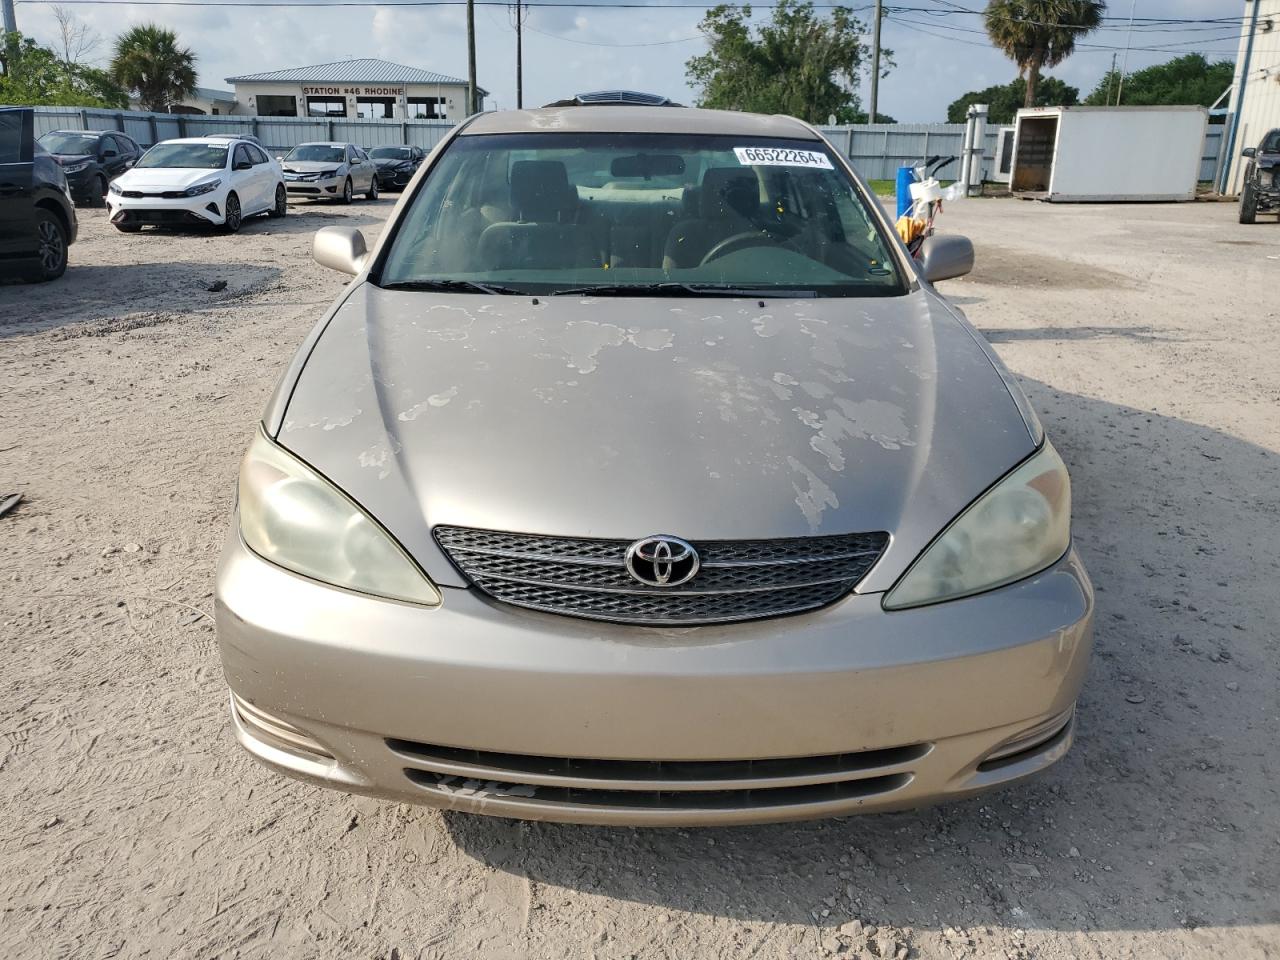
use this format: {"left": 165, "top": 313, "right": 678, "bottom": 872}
{"left": 1238, "top": 129, "right": 1280, "bottom": 224}
{"left": 280, "top": 142, "right": 378, "bottom": 203}
{"left": 216, "top": 98, "right": 1093, "bottom": 827}
{"left": 36, "top": 129, "right": 142, "bottom": 207}
{"left": 367, "top": 144, "right": 425, "bottom": 191}
{"left": 1, "top": 108, "right": 77, "bottom": 282}
{"left": 106, "top": 136, "right": 286, "bottom": 233}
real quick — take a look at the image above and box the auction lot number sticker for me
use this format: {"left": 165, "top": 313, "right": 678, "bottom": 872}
{"left": 734, "top": 146, "right": 834, "bottom": 169}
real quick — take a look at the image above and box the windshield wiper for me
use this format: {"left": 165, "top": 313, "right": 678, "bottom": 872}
{"left": 551, "top": 282, "right": 815, "bottom": 298}
{"left": 378, "top": 279, "right": 525, "bottom": 295}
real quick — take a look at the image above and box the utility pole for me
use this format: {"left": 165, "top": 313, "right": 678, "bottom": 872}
{"left": 510, "top": 0, "right": 528, "bottom": 109}
{"left": 1115, "top": 0, "right": 1137, "bottom": 105}
{"left": 1107, "top": 52, "right": 1117, "bottom": 106}
{"left": 2, "top": 0, "right": 17, "bottom": 40}
{"left": 869, "top": 0, "right": 882, "bottom": 124}
{"left": 467, "top": 0, "right": 478, "bottom": 114}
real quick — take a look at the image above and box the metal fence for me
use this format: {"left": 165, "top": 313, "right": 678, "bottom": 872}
{"left": 18, "top": 105, "right": 458, "bottom": 154}
{"left": 13, "top": 105, "right": 1226, "bottom": 182}
{"left": 818, "top": 121, "right": 1225, "bottom": 183}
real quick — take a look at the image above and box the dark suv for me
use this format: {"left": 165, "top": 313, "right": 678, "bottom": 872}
{"left": 1239, "top": 129, "right": 1280, "bottom": 224}
{"left": 37, "top": 129, "right": 142, "bottom": 207}
{"left": 1, "top": 109, "right": 77, "bottom": 283}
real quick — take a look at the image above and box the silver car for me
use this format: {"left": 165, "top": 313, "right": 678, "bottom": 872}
{"left": 280, "top": 141, "right": 378, "bottom": 203}
{"left": 216, "top": 102, "right": 1093, "bottom": 826}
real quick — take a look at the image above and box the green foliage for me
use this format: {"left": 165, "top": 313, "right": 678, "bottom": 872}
{"left": 946, "top": 75, "right": 1078, "bottom": 124}
{"left": 0, "top": 32, "right": 129, "bottom": 108}
{"left": 111, "top": 24, "right": 196, "bottom": 112}
{"left": 984, "top": 0, "right": 1105, "bottom": 107}
{"left": 686, "top": 1, "right": 889, "bottom": 124}
{"left": 1084, "top": 53, "right": 1234, "bottom": 114}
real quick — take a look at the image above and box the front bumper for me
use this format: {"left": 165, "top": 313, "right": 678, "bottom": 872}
{"left": 374, "top": 167, "right": 412, "bottom": 188}
{"left": 216, "top": 533, "right": 1094, "bottom": 826}
{"left": 284, "top": 175, "right": 342, "bottom": 197}
{"left": 107, "top": 192, "right": 226, "bottom": 226}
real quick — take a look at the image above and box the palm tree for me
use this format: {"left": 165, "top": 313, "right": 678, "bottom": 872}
{"left": 110, "top": 24, "right": 196, "bottom": 112}
{"left": 984, "top": 1, "right": 1105, "bottom": 108}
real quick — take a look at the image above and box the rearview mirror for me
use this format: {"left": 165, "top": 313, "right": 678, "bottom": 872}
{"left": 313, "top": 226, "right": 369, "bottom": 276}
{"left": 917, "top": 234, "right": 974, "bottom": 283}
{"left": 1242, "top": 146, "right": 1256, "bottom": 158}
{"left": 611, "top": 154, "right": 685, "bottom": 178}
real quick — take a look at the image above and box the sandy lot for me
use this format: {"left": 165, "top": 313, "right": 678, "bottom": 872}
{"left": 1, "top": 196, "right": 1278, "bottom": 960}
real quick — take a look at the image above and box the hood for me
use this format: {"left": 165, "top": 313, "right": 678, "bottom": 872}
{"left": 52, "top": 153, "right": 94, "bottom": 164}
{"left": 278, "top": 286, "right": 1037, "bottom": 591}
{"left": 115, "top": 166, "right": 222, "bottom": 189}
{"left": 283, "top": 160, "right": 343, "bottom": 173}
{"left": 371, "top": 157, "right": 409, "bottom": 168}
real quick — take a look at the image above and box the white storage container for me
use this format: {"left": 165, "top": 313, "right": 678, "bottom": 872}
{"left": 1010, "top": 105, "right": 1208, "bottom": 202}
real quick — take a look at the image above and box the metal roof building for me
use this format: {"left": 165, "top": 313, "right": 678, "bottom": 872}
{"left": 225, "top": 58, "right": 485, "bottom": 122}
{"left": 1224, "top": 0, "right": 1280, "bottom": 192}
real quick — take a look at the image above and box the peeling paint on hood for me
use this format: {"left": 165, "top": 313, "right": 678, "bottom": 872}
{"left": 279, "top": 284, "right": 1037, "bottom": 591}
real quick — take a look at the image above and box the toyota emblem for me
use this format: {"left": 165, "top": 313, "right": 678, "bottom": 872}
{"left": 624, "top": 535, "right": 700, "bottom": 587}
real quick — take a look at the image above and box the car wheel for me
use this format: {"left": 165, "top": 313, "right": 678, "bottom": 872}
{"left": 87, "top": 175, "right": 107, "bottom": 208}
{"left": 366, "top": 177, "right": 379, "bottom": 201}
{"left": 340, "top": 177, "right": 353, "bottom": 205}
{"left": 224, "top": 192, "right": 243, "bottom": 233}
{"left": 1239, "top": 182, "right": 1258, "bottom": 225}
{"left": 26, "top": 209, "right": 68, "bottom": 282}
{"left": 268, "top": 183, "right": 287, "bottom": 218}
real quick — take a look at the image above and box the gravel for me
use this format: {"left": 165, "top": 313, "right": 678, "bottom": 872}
{"left": 1, "top": 197, "right": 1278, "bottom": 959}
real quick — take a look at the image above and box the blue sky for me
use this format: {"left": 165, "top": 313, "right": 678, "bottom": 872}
{"left": 13, "top": 0, "right": 1246, "bottom": 121}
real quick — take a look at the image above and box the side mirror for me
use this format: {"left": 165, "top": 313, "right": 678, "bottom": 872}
{"left": 313, "top": 226, "right": 369, "bottom": 276}
{"left": 101, "top": 149, "right": 118, "bottom": 158}
{"left": 1242, "top": 146, "right": 1256, "bottom": 158}
{"left": 234, "top": 160, "right": 253, "bottom": 170}
{"left": 917, "top": 234, "right": 974, "bottom": 283}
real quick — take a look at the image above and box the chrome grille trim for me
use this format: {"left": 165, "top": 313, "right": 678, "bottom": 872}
{"left": 433, "top": 526, "right": 889, "bottom": 625}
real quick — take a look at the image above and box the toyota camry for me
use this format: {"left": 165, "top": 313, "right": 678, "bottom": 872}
{"left": 215, "top": 96, "right": 1094, "bottom": 826}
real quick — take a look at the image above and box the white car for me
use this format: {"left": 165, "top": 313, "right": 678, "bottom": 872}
{"left": 280, "top": 142, "right": 378, "bottom": 204}
{"left": 107, "top": 137, "right": 286, "bottom": 233}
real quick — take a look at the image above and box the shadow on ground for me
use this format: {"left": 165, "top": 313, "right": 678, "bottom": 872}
{"left": 441, "top": 378, "right": 1280, "bottom": 938}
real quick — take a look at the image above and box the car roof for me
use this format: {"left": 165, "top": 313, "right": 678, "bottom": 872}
{"left": 461, "top": 106, "right": 818, "bottom": 139}
{"left": 293, "top": 141, "right": 350, "bottom": 147}
{"left": 47, "top": 129, "right": 108, "bottom": 136}
{"left": 161, "top": 137, "right": 248, "bottom": 145}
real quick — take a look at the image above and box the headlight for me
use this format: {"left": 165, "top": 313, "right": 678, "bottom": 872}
{"left": 62, "top": 160, "right": 91, "bottom": 173}
{"left": 238, "top": 428, "right": 442, "bottom": 606}
{"left": 320, "top": 169, "right": 339, "bottom": 178}
{"left": 883, "top": 442, "right": 1072, "bottom": 610}
{"left": 184, "top": 179, "right": 222, "bottom": 197}
{"left": 109, "top": 181, "right": 122, "bottom": 195}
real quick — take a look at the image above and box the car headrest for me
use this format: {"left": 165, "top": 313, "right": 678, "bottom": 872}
{"left": 699, "top": 167, "right": 759, "bottom": 220}
{"left": 510, "top": 160, "right": 576, "bottom": 222}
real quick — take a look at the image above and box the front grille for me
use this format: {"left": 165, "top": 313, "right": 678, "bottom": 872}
{"left": 433, "top": 526, "right": 888, "bottom": 625}
{"left": 120, "top": 189, "right": 187, "bottom": 199}
{"left": 389, "top": 738, "right": 924, "bottom": 813}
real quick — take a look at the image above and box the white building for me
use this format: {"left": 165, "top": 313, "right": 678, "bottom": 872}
{"left": 127, "top": 87, "right": 238, "bottom": 115}
{"left": 225, "top": 58, "right": 482, "bottom": 122}
{"left": 1225, "top": 0, "right": 1280, "bottom": 191}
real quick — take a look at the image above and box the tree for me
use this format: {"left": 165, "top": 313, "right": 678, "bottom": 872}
{"left": 686, "top": 1, "right": 886, "bottom": 125}
{"left": 110, "top": 24, "right": 196, "bottom": 112}
{"left": 0, "top": 32, "right": 128, "bottom": 107}
{"left": 1084, "top": 53, "right": 1234, "bottom": 114}
{"left": 52, "top": 5, "right": 102, "bottom": 65}
{"left": 946, "top": 75, "right": 1078, "bottom": 123}
{"left": 984, "top": 0, "right": 1105, "bottom": 108}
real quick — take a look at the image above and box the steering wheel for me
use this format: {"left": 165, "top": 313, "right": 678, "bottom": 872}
{"left": 698, "top": 231, "right": 783, "bottom": 267}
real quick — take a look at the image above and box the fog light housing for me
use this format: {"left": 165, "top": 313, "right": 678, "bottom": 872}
{"left": 978, "top": 706, "right": 1074, "bottom": 770}
{"left": 231, "top": 693, "right": 332, "bottom": 761}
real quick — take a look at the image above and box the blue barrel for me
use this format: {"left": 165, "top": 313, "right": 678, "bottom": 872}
{"left": 895, "top": 165, "right": 916, "bottom": 219}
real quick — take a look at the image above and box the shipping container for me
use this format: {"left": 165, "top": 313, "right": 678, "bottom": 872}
{"left": 1010, "top": 105, "right": 1208, "bottom": 202}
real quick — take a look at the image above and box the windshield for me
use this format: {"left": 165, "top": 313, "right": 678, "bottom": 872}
{"left": 370, "top": 146, "right": 411, "bottom": 160}
{"left": 1262, "top": 131, "right": 1280, "bottom": 153}
{"left": 38, "top": 132, "right": 99, "bottom": 155}
{"left": 286, "top": 144, "right": 345, "bottom": 163}
{"left": 137, "top": 142, "right": 227, "bottom": 169}
{"left": 379, "top": 133, "right": 905, "bottom": 297}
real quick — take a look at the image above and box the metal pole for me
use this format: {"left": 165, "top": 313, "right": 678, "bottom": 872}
{"left": 1, "top": 0, "right": 16, "bottom": 37}
{"left": 1115, "top": 0, "right": 1137, "bottom": 105}
{"left": 869, "top": 0, "right": 882, "bottom": 123}
{"left": 1220, "top": 1, "right": 1261, "bottom": 194}
{"left": 467, "top": 0, "right": 478, "bottom": 114}
{"left": 515, "top": 0, "right": 523, "bottom": 109}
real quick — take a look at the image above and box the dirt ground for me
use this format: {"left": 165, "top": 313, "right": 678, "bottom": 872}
{"left": 1, "top": 195, "right": 1278, "bottom": 960}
